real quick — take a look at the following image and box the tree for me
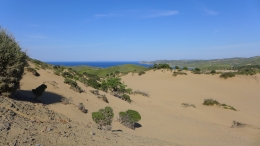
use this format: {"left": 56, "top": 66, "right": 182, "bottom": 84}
{"left": 0, "top": 27, "right": 27, "bottom": 97}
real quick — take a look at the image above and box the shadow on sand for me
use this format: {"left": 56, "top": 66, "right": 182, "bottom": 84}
{"left": 12, "top": 90, "right": 64, "bottom": 105}
{"left": 134, "top": 123, "right": 142, "bottom": 129}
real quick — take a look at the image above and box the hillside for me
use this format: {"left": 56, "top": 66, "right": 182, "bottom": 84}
{"left": 141, "top": 56, "right": 260, "bottom": 70}
{"left": 1, "top": 60, "right": 260, "bottom": 145}
{"left": 76, "top": 64, "right": 146, "bottom": 77}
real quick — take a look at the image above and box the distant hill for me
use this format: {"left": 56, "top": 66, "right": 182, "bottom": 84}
{"left": 71, "top": 64, "right": 146, "bottom": 77}
{"left": 141, "top": 56, "right": 260, "bottom": 70}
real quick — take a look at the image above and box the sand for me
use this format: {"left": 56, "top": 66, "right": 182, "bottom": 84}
{"left": 2, "top": 66, "right": 259, "bottom": 146}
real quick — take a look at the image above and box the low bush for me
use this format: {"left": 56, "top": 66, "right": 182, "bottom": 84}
{"left": 61, "top": 97, "right": 72, "bottom": 105}
{"left": 210, "top": 70, "right": 216, "bottom": 74}
{"left": 231, "top": 121, "right": 246, "bottom": 128}
{"left": 138, "top": 71, "right": 145, "bottom": 76}
{"left": 98, "top": 94, "right": 109, "bottom": 103}
{"left": 32, "top": 84, "right": 47, "bottom": 99}
{"left": 0, "top": 27, "right": 27, "bottom": 97}
{"left": 203, "top": 98, "right": 237, "bottom": 111}
{"left": 173, "top": 71, "right": 187, "bottom": 76}
{"left": 27, "top": 67, "right": 40, "bottom": 76}
{"left": 203, "top": 98, "right": 219, "bottom": 106}
{"left": 92, "top": 106, "right": 114, "bottom": 130}
{"left": 64, "top": 78, "right": 84, "bottom": 93}
{"left": 119, "top": 110, "right": 141, "bottom": 130}
{"left": 62, "top": 71, "right": 73, "bottom": 79}
{"left": 121, "top": 94, "right": 132, "bottom": 103}
{"left": 220, "top": 72, "right": 235, "bottom": 79}
{"left": 78, "top": 103, "right": 88, "bottom": 113}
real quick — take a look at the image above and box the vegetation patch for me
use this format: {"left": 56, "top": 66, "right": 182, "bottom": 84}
{"left": 61, "top": 97, "right": 72, "bottom": 105}
{"left": 119, "top": 110, "right": 141, "bottom": 130}
{"left": 149, "top": 63, "right": 172, "bottom": 70}
{"left": 181, "top": 103, "right": 196, "bottom": 108}
{"left": 203, "top": 98, "right": 236, "bottom": 111}
{"left": 220, "top": 72, "right": 235, "bottom": 79}
{"left": 64, "top": 78, "right": 84, "bottom": 93}
{"left": 138, "top": 71, "right": 145, "bottom": 76}
{"left": 90, "top": 90, "right": 109, "bottom": 103}
{"left": 78, "top": 103, "right": 88, "bottom": 113}
{"left": 173, "top": 71, "right": 187, "bottom": 76}
{"left": 0, "top": 27, "right": 27, "bottom": 97}
{"left": 191, "top": 68, "right": 201, "bottom": 74}
{"left": 231, "top": 121, "right": 246, "bottom": 128}
{"left": 121, "top": 94, "right": 132, "bottom": 103}
{"left": 26, "top": 67, "right": 40, "bottom": 76}
{"left": 92, "top": 106, "right": 114, "bottom": 130}
{"left": 133, "top": 90, "right": 149, "bottom": 97}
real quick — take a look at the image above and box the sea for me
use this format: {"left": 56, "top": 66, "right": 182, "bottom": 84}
{"left": 46, "top": 62, "right": 153, "bottom": 68}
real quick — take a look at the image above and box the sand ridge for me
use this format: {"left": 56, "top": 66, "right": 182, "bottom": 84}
{"left": 1, "top": 67, "right": 260, "bottom": 146}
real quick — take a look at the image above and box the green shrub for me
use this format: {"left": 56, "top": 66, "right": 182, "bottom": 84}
{"left": 210, "top": 70, "right": 216, "bottom": 74}
{"left": 121, "top": 94, "right": 132, "bottom": 103}
{"left": 87, "top": 78, "right": 101, "bottom": 89}
{"left": 0, "top": 27, "right": 27, "bottom": 97}
{"left": 203, "top": 99, "right": 237, "bottom": 111}
{"left": 32, "top": 84, "right": 47, "bottom": 99}
{"left": 62, "top": 71, "right": 73, "bottom": 79}
{"left": 138, "top": 71, "right": 145, "bottom": 76}
{"left": 220, "top": 72, "right": 235, "bottom": 79}
{"left": 203, "top": 98, "right": 219, "bottom": 106}
{"left": 175, "top": 66, "right": 180, "bottom": 69}
{"left": 27, "top": 67, "right": 40, "bottom": 76}
{"left": 29, "top": 58, "right": 51, "bottom": 69}
{"left": 119, "top": 110, "right": 141, "bottom": 130}
{"left": 92, "top": 106, "right": 114, "bottom": 130}
{"left": 64, "top": 78, "right": 84, "bottom": 93}
{"left": 183, "top": 67, "right": 188, "bottom": 70}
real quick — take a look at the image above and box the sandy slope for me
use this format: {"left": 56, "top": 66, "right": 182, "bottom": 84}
{"left": 16, "top": 67, "right": 260, "bottom": 146}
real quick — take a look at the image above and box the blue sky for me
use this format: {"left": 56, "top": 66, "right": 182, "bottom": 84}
{"left": 1, "top": 0, "right": 260, "bottom": 61}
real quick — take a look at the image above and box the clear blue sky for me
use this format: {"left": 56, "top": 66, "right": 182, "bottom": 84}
{"left": 1, "top": 0, "right": 260, "bottom": 61}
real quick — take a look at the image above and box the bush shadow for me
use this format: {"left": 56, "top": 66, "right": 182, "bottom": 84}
{"left": 134, "top": 123, "right": 142, "bottom": 129}
{"left": 12, "top": 90, "right": 64, "bottom": 105}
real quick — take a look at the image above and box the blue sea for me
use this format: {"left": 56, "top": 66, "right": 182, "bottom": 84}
{"left": 46, "top": 62, "right": 153, "bottom": 68}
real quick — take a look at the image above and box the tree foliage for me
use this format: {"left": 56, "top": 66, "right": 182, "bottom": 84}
{"left": 0, "top": 27, "right": 27, "bottom": 97}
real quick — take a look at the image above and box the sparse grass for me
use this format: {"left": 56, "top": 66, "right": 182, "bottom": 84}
{"left": 90, "top": 90, "right": 109, "bottom": 103}
{"left": 231, "top": 121, "right": 246, "bottom": 128}
{"left": 181, "top": 103, "right": 196, "bottom": 108}
{"left": 203, "top": 98, "right": 236, "bottom": 111}
{"left": 26, "top": 67, "right": 40, "bottom": 76}
{"left": 61, "top": 97, "right": 72, "bottom": 105}
{"left": 133, "top": 90, "right": 149, "bottom": 97}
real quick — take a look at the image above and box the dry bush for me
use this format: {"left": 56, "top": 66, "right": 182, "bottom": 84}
{"left": 78, "top": 103, "right": 88, "bottom": 113}
{"left": 61, "top": 97, "right": 72, "bottom": 105}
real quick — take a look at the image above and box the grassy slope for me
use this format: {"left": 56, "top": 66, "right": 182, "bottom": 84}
{"left": 76, "top": 64, "right": 147, "bottom": 77}
{"left": 143, "top": 56, "right": 260, "bottom": 70}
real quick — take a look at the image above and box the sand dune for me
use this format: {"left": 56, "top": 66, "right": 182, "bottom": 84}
{"left": 15, "top": 68, "right": 260, "bottom": 146}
